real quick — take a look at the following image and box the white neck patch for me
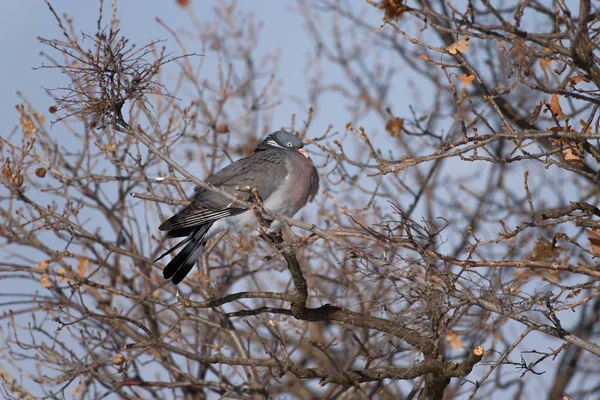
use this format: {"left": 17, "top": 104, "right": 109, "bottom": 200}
{"left": 267, "top": 139, "right": 284, "bottom": 149}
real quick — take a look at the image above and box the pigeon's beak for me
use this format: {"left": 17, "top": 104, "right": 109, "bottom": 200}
{"left": 297, "top": 149, "right": 309, "bottom": 158}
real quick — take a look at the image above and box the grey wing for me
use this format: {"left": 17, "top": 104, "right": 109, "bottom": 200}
{"left": 159, "top": 150, "right": 288, "bottom": 232}
{"left": 307, "top": 164, "right": 320, "bottom": 203}
{"left": 200, "top": 150, "right": 288, "bottom": 207}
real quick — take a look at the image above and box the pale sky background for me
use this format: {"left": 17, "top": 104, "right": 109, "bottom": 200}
{"left": 0, "top": 1, "right": 586, "bottom": 399}
{"left": 0, "top": 1, "right": 385, "bottom": 135}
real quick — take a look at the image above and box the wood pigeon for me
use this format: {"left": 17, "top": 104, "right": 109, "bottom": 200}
{"left": 156, "top": 130, "right": 320, "bottom": 284}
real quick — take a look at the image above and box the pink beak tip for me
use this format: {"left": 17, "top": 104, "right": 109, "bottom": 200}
{"left": 298, "top": 148, "right": 309, "bottom": 158}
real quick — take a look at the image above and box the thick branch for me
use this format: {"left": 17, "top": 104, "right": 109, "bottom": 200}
{"left": 125, "top": 339, "right": 484, "bottom": 386}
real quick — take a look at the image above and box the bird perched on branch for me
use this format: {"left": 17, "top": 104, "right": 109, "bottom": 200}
{"left": 157, "top": 130, "right": 320, "bottom": 284}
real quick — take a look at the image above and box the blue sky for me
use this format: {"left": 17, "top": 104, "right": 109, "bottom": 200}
{"left": 0, "top": 1, "right": 386, "bottom": 138}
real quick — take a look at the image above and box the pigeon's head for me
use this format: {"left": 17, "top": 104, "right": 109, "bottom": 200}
{"left": 257, "top": 130, "right": 309, "bottom": 158}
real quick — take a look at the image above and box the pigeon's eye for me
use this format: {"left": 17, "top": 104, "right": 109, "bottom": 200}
{"left": 287, "top": 142, "right": 292, "bottom": 147}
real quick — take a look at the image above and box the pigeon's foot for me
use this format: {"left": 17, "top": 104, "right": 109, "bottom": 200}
{"left": 255, "top": 228, "right": 283, "bottom": 244}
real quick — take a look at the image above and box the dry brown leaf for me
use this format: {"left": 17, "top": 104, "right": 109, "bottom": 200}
{"left": 446, "top": 330, "right": 464, "bottom": 350}
{"left": 546, "top": 270, "right": 562, "bottom": 283}
{"left": 35, "top": 168, "right": 47, "bottom": 178}
{"left": 447, "top": 36, "right": 470, "bottom": 55}
{"left": 587, "top": 230, "right": 600, "bottom": 256}
{"left": 513, "top": 269, "right": 530, "bottom": 284}
{"left": 579, "top": 119, "right": 591, "bottom": 134}
{"left": 539, "top": 58, "right": 555, "bottom": 83}
{"left": 40, "top": 273, "right": 52, "bottom": 288}
{"left": 385, "top": 117, "right": 404, "bottom": 137}
{"left": 12, "top": 174, "right": 24, "bottom": 187}
{"left": 378, "top": 0, "right": 408, "bottom": 20}
{"left": 569, "top": 75, "right": 589, "bottom": 85}
{"left": 69, "top": 382, "right": 81, "bottom": 395}
{"left": 359, "top": 92, "right": 372, "bottom": 105}
{"left": 2, "top": 160, "right": 11, "bottom": 180}
{"left": 57, "top": 268, "right": 69, "bottom": 283}
{"left": 34, "top": 111, "right": 45, "bottom": 124}
{"left": 566, "top": 289, "right": 582, "bottom": 299}
{"left": 456, "top": 73, "right": 475, "bottom": 85}
{"left": 20, "top": 116, "right": 36, "bottom": 134}
{"left": 530, "top": 237, "right": 560, "bottom": 261}
{"left": 16, "top": 104, "right": 36, "bottom": 134}
{"left": 529, "top": 101, "right": 544, "bottom": 123}
{"left": 113, "top": 353, "right": 125, "bottom": 366}
{"left": 418, "top": 54, "right": 430, "bottom": 61}
{"left": 34, "top": 260, "right": 50, "bottom": 270}
{"left": 509, "top": 41, "right": 529, "bottom": 62}
{"left": 194, "top": 270, "right": 211, "bottom": 284}
{"left": 550, "top": 94, "right": 566, "bottom": 118}
{"left": 105, "top": 144, "right": 117, "bottom": 152}
{"left": 78, "top": 256, "right": 88, "bottom": 278}
{"left": 539, "top": 58, "right": 555, "bottom": 70}
{"left": 563, "top": 147, "right": 584, "bottom": 166}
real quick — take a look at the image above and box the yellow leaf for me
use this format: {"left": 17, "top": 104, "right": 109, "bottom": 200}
{"left": 587, "top": 230, "right": 600, "bottom": 256}
{"left": 550, "top": 94, "right": 566, "bottom": 118}
{"left": 456, "top": 73, "right": 475, "bottom": 85}
{"left": 78, "top": 257, "right": 87, "bottom": 278}
{"left": 105, "top": 144, "right": 117, "bottom": 152}
{"left": 447, "top": 36, "right": 470, "bottom": 55}
{"left": 446, "top": 330, "right": 464, "bottom": 350}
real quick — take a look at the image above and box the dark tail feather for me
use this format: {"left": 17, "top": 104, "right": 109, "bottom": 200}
{"left": 159, "top": 223, "right": 212, "bottom": 285}
{"left": 154, "top": 235, "right": 191, "bottom": 263}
